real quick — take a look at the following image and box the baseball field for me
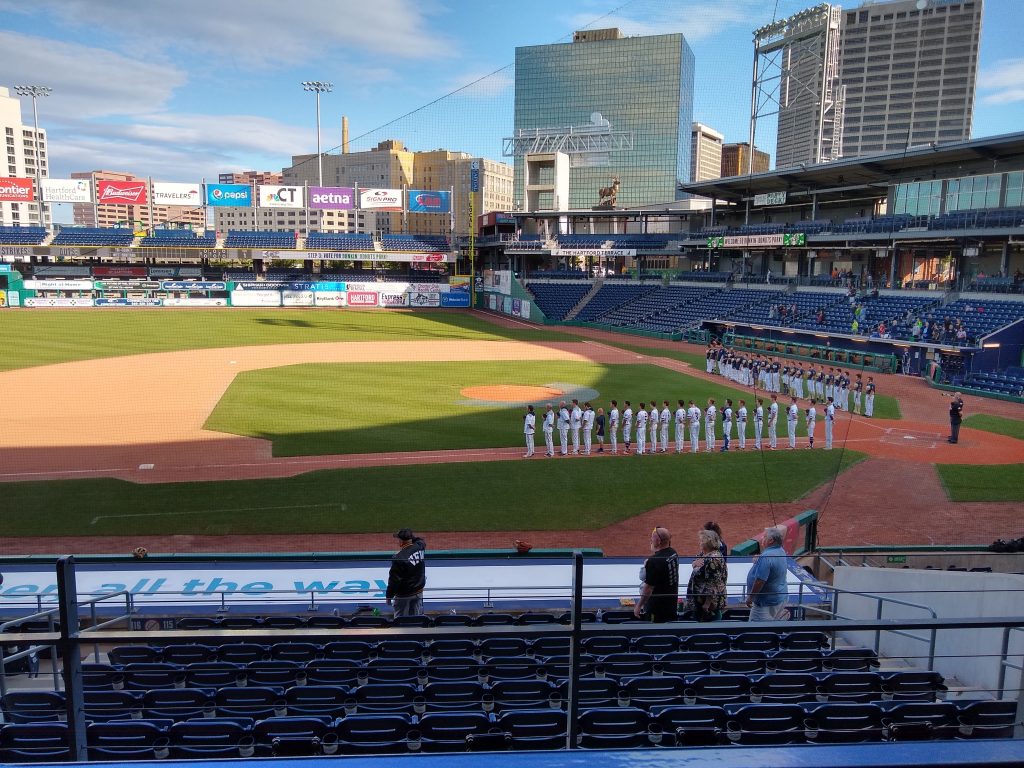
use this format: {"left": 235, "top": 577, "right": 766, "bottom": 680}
{"left": 0, "top": 307, "right": 1020, "bottom": 556}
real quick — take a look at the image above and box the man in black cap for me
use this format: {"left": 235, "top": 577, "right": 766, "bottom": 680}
{"left": 633, "top": 527, "right": 679, "bottom": 622}
{"left": 948, "top": 392, "right": 964, "bottom": 444}
{"left": 386, "top": 528, "right": 426, "bottom": 617}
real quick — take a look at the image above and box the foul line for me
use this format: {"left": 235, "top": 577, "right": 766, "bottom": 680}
{"left": 90, "top": 503, "right": 339, "bottom": 525}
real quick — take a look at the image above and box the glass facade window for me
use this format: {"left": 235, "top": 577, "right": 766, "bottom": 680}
{"left": 513, "top": 32, "right": 695, "bottom": 209}
{"left": 1005, "top": 171, "right": 1023, "bottom": 208}
{"left": 892, "top": 180, "right": 942, "bottom": 216}
{"left": 945, "top": 173, "right": 1001, "bottom": 211}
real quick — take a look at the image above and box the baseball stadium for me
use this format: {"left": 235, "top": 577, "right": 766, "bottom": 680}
{"left": 1, "top": 1, "right": 1023, "bottom": 766}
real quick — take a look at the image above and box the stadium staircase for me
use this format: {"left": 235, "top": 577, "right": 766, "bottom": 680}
{"left": 564, "top": 279, "right": 603, "bottom": 321}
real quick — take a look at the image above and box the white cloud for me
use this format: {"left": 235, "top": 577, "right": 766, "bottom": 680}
{"left": 564, "top": 0, "right": 759, "bottom": 44}
{"left": 445, "top": 68, "right": 515, "bottom": 99}
{"left": 977, "top": 58, "right": 1024, "bottom": 106}
{"left": 0, "top": 30, "right": 185, "bottom": 118}
{"left": 1, "top": 0, "right": 452, "bottom": 64}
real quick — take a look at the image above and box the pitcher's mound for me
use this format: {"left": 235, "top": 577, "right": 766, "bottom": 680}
{"left": 461, "top": 384, "right": 564, "bottom": 402}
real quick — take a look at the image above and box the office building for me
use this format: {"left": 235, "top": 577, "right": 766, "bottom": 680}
{"left": 721, "top": 143, "right": 771, "bottom": 177}
{"left": 0, "top": 86, "right": 48, "bottom": 228}
{"left": 218, "top": 170, "right": 282, "bottom": 185}
{"left": 283, "top": 139, "right": 513, "bottom": 236}
{"left": 212, "top": 207, "right": 375, "bottom": 238}
{"left": 839, "top": 0, "right": 983, "bottom": 156}
{"left": 512, "top": 28, "right": 695, "bottom": 209}
{"left": 691, "top": 123, "right": 724, "bottom": 182}
{"left": 70, "top": 170, "right": 206, "bottom": 230}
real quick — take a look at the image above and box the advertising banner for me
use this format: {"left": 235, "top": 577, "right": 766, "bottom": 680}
{"left": 152, "top": 182, "right": 203, "bottom": 207}
{"left": 359, "top": 188, "right": 403, "bottom": 211}
{"left": 282, "top": 290, "right": 315, "bottom": 307}
{"left": 449, "top": 276, "right": 470, "bottom": 293}
{"left": 308, "top": 186, "right": 354, "bottom": 210}
{"left": 379, "top": 292, "right": 409, "bottom": 308}
{"left": 95, "top": 280, "right": 161, "bottom": 291}
{"left": 258, "top": 185, "right": 304, "bottom": 209}
{"left": 0, "top": 245, "right": 33, "bottom": 259}
{"left": 162, "top": 297, "right": 228, "bottom": 307}
{"left": 408, "top": 292, "right": 441, "bottom": 307}
{"left": 23, "top": 279, "right": 95, "bottom": 291}
{"left": 0, "top": 177, "right": 34, "bottom": 202}
{"left": 552, "top": 248, "right": 635, "bottom": 259}
{"left": 93, "top": 266, "right": 147, "bottom": 277}
{"left": 314, "top": 291, "right": 346, "bottom": 307}
{"left": 409, "top": 282, "right": 449, "bottom": 293}
{"left": 42, "top": 178, "right": 92, "bottom": 203}
{"left": 256, "top": 250, "right": 453, "bottom": 263}
{"left": 95, "top": 298, "right": 163, "bottom": 307}
{"left": 407, "top": 189, "right": 450, "bottom": 214}
{"left": 440, "top": 292, "right": 471, "bottom": 308}
{"left": 149, "top": 266, "right": 203, "bottom": 278}
{"left": 519, "top": 299, "right": 531, "bottom": 319}
{"left": 229, "top": 290, "right": 281, "bottom": 307}
{"left": 487, "top": 294, "right": 497, "bottom": 310}
{"left": 24, "top": 297, "right": 94, "bottom": 307}
{"left": 205, "top": 183, "right": 252, "bottom": 207}
{"left": 161, "top": 281, "right": 226, "bottom": 291}
{"left": 346, "top": 291, "right": 379, "bottom": 307}
{"left": 310, "top": 281, "right": 347, "bottom": 292}
{"left": 33, "top": 265, "right": 91, "bottom": 277}
{"left": 96, "top": 180, "right": 149, "bottom": 205}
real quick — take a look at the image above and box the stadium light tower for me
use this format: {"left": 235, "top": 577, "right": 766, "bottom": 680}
{"left": 13, "top": 85, "right": 52, "bottom": 227}
{"left": 301, "top": 81, "right": 333, "bottom": 187}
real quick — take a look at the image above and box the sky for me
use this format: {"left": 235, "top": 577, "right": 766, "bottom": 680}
{"left": 2, "top": 0, "right": 1022, "bottom": 196}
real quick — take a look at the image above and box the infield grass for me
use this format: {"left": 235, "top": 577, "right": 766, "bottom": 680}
{"left": 0, "top": 309, "right": 571, "bottom": 371}
{"left": 1, "top": 450, "right": 864, "bottom": 537}
{"left": 961, "top": 414, "right": 1024, "bottom": 441}
{"left": 936, "top": 463, "right": 1024, "bottom": 502}
{"left": 206, "top": 361, "right": 833, "bottom": 456}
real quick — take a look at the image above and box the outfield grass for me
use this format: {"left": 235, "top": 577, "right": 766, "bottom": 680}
{"left": 1, "top": 450, "right": 864, "bottom": 537}
{"left": 937, "top": 463, "right": 1024, "bottom": 502}
{"left": 0, "top": 309, "right": 571, "bottom": 371}
{"left": 961, "top": 414, "right": 1024, "bottom": 441}
{"left": 206, "top": 361, "right": 832, "bottom": 456}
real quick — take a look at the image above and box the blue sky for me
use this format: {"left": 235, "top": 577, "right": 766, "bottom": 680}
{"left": 2, "top": 0, "right": 1021, "bottom": 187}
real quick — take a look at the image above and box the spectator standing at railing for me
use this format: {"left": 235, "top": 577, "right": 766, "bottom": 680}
{"left": 686, "top": 528, "right": 728, "bottom": 622}
{"left": 386, "top": 529, "right": 426, "bottom": 617}
{"left": 745, "top": 527, "right": 789, "bottom": 621}
{"left": 634, "top": 527, "right": 679, "bottom": 622}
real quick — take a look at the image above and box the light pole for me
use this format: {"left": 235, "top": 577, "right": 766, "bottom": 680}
{"left": 300, "top": 81, "right": 332, "bottom": 187}
{"left": 14, "top": 85, "right": 51, "bottom": 228}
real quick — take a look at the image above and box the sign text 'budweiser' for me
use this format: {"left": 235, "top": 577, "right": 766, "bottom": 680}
{"left": 0, "top": 177, "right": 34, "bottom": 202}
{"left": 96, "top": 180, "right": 149, "bottom": 205}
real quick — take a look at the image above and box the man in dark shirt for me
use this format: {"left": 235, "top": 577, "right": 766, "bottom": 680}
{"left": 634, "top": 527, "right": 679, "bottom": 622}
{"left": 386, "top": 528, "right": 426, "bottom": 617}
{"left": 948, "top": 393, "right": 964, "bottom": 444}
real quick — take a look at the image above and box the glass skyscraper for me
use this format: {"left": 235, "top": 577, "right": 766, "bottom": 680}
{"left": 513, "top": 30, "right": 695, "bottom": 210}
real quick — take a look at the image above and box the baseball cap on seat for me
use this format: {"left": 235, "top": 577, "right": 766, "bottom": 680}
{"left": 394, "top": 528, "right": 415, "bottom": 541}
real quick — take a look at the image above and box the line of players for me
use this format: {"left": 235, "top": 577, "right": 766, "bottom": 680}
{"left": 522, "top": 394, "right": 845, "bottom": 458}
{"left": 706, "top": 345, "right": 877, "bottom": 417}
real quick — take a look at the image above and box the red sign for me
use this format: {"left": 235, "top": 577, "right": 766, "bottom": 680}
{"left": 412, "top": 253, "right": 446, "bottom": 263}
{"left": 347, "top": 292, "right": 379, "bottom": 306}
{"left": 0, "top": 177, "right": 34, "bottom": 202}
{"left": 96, "top": 180, "right": 149, "bottom": 205}
{"left": 93, "top": 266, "right": 148, "bottom": 277}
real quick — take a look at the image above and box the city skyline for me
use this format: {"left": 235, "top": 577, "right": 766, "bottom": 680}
{"left": 0, "top": 0, "right": 1021, "bottom": 200}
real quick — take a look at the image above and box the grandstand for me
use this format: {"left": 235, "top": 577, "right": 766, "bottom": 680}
{"left": 138, "top": 231, "right": 217, "bottom": 248}
{"left": 305, "top": 232, "right": 375, "bottom": 252}
{"left": 0, "top": 227, "right": 47, "bottom": 245}
{"left": 51, "top": 228, "right": 134, "bottom": 247}
{"left": 224, "top": 231, "right": 296, "bottom": 249}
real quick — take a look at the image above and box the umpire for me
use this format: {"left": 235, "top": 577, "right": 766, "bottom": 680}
{"left": 386, "top": 528, "right": 426, "bottom": 617}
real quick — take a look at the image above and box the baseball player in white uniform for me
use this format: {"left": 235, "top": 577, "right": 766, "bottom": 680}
{"left": 852, "top": 376, "right": 863, "bottom": 415}
{"left": 523, "top": 405, "right": 536, "bottom": 457}
{"left": 721, "top": 400, "right": 733, "bottom": 452}
{"left": 865, "top": 378, "right": 875, "bottom": 417}
{"left": 622, "top": 402, "right": 634, "bottom": 453}
{"left": 754, "top": 398, "right": 764, "bottom": 450}
{"left": 768, "top": 395, "right": 779, "bottom": 450}
{"left": 792, "top": 366, "right": 804, "bottom": 399}
{"left": 582, "top": 403, "right": 595, "bottom": 455}
{"left": 557, "top": 402, "right": 570, "bottom": 456}
{"left": 787, "top": 398, "right": 799, "bottom": 449}
{"left": 660, "top": 401, "right": 671, "bottom": 453}
{"left": 737, "top": 400, "right": 748, "bottom": 450}
{"left": 570, "top": 400, "right": 582, "bottom": 455}
{"left": 542, "top": 404, "right": 555, "bottom": 457}
{"left": 674, "top": 400, "right": 686, "bottom": 454}
{"left": 635, "top": 403, "right": 648, "bottom": 455}
{"left": 704, "top": 399, "right": 717, "bottom": 452}
{"left": 687, "top": 400, "right": 701, "bottom": 453}
{"left": 609, "top": 400, "right": 620, "bottom": 455}
{"left": 825, "top": 397, "right": 835, "bottom": 450}
{"left": 805, "top": 399, "right": 817, "bottom": 449}
{"left": 648, "top": 402, "right": 659, "bottom": 455}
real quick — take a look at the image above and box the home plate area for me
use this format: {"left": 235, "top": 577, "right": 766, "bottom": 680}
{"left": 879, "top": 428, "right": 943, "bottom": 449}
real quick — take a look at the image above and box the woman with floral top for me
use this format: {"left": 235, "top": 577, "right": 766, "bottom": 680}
{"left": 686, "top": 528, "right": 729, "bottom": 622}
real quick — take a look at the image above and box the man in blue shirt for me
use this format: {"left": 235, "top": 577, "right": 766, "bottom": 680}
{"left": 745, "top": 528, "right": 789, "bottom": 621}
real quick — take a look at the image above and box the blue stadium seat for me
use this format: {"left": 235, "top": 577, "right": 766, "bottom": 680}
{"left": 87, "top": 720, "right": 170, "bottom": 761}
{"left": 323, "top": 641, "right": 374, "bottom": 661}
{"left": 577, "top": 707, "right": 651, "bottom": 749}
{"left": 620, "top": 675, "right": 688, "bottom": 709}
{"left": 804, "top": 702, "right": 885, "bottom": 744}
{"left": 882, "top": 701, "right": 959, "bottom": 741}
{"left": 651, "top": 704, "right": 729, "bottom": 747}
{"left": 415, "top": 711, "right": 495, "bottom": 752}
{"left": 353, "top": 683, "right": 420, "bottom": 714}
{"left": 750, "top": 673, "right": 819, "bottom": 704}
{"left": 2, "top": 691, "right": 65, "bottom": 724}
{"left": 218, "top": 643, "right": 268, "bottom": 664}
{"left": 142, "top": 689, "right": 215, "bottom": 722}
{"left": 161, "top": 644, "right": 217, "bottom": 665}
{"left": 215, "top": 687, "right": 285, "bottom": 720}
{"left": 0, "top": 722, "right": 71, "bottom": 762}
{"left": 880, "top": 671, "right": 947, "bottom": 702}
{"left": 956, "top": 699, "right": 1018, "bottom": 739}
{"left": 84, "top": 691, "right": 142, "bottom": 723}
{"left": 421, "top": 681, "right": 486, "bottom": 712}
{"left": 252, "top": 716, "right": 332, "bottom": 757}
{"left": 184, "top": 662, "right": 244, "bottom": 690}
{"left": 488, "top": 680, "right": 556, "bottom": 712}
{"left": 305, "top": 660, "right": 361, "bottom": 687}
{"left": 335, "top": 713, "right": 411, "bottom": 754}
{"left": 121, "top": 663, "right": 185, "bottom": 691}
{"left": 270, "top": 642, "right": 321, "bottom": 663}
{"left": 496, "top": 708, "right": 567, "bottom": 750}
{"left": 284, "top": 686, "right": 349, "bottom": 719}
{"left": 656, "top": 651, "right": 712, "bottom": 677}
{"left": 816, "top": 671, "right": 884, "bottom": 703}
{"left": 724, "top": 703, "right": 806, "bottom": 745}
{"left": 108, "top": 646, "right": 162, "bottom": 665}
{"left": 245, "top": 661, "right": 305, "bottom": 688}
{"left": 684, "top": 674, "right": 752, "bottom": 705}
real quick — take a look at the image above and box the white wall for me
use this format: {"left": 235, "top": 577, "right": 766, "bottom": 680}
{"left": 833, "top": 567, "right": 1024, "bottom": 696}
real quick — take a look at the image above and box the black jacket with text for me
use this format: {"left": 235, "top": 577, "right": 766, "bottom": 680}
{"left": 386, "top": 538, "right": 426, "bottom": 599}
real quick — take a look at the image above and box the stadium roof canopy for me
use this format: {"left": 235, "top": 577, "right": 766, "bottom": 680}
{"left": 679, "top": 131, "right": 1024, "bottom": 205}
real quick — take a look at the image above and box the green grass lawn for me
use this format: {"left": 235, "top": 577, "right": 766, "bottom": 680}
{"left": 937, "top": 463, "right": 1024, "bottom": 502}
{"left": 206, "top": 361, "right": 829, "bottom": 456}
{"left": 0, "top": 309, "right": 571, "bottom": 372}
{"left": 0, "top": 450, "right": 864, "bottom": 537}
{"left": 961, "top": 414, "right": 1024, "bottom": 441}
